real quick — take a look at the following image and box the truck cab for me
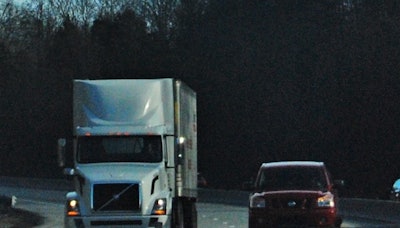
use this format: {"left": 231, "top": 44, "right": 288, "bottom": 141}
{"left": 58, "top": 79, "right": 197, "bottom": 228}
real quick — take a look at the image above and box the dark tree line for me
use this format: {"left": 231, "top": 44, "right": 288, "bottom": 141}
{"left": 1, "top": 0, "right": 400, "bottom": 198}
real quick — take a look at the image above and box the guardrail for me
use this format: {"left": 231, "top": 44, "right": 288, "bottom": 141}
{"left": 339, "top": 198, "right": 400, "bottom": 223}
{"left": 198, "top": 188, "right": 248, "bottom": 206}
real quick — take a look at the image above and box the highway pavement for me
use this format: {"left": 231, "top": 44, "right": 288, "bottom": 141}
{"left": 0, "top": 177, "right": 399, "bottom": 227}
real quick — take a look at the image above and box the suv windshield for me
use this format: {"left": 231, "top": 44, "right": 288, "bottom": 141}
{"left": 77, "top": 136, "right": 162, "bottom": 163}
{"left": 257, "top": 166, "right": 328, "bottom": 192}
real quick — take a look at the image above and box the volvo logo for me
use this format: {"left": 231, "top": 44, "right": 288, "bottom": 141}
{"left": 288, "top": 201, "right": 297, "bottom": 207}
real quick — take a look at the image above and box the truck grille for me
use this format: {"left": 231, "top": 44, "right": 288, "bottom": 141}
{"left": 93, "top": 183, "right": 140, "bottom": 211}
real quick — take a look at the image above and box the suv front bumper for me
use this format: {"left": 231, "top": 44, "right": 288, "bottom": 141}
{"left": 249, "top": 207, "right": 337, "bottom": 227}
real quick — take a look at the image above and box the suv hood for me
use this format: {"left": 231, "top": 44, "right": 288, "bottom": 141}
{"left": 258, "top": 190, "right": 329, "bottom": 198}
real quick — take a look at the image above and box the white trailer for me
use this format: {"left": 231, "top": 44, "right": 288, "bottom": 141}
{"left": 58, "top": 78, "right": 197, "bottom": 228}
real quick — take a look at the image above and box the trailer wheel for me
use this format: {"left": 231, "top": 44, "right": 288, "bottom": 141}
{"left": 248, "top": 217, "right": 257, "bottom": 228}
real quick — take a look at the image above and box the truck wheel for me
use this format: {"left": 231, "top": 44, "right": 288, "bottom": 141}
{"left": 248, "top": 218, "right": 256, "bottom": 228}
{"left": 183, "top": 200, "right": 197, "bottom": 228}
{"left": 172, "top": 200, "right": 184, "bottom": 228}
{"left": 334, "top": 217, "right": 342, "bottom": 228}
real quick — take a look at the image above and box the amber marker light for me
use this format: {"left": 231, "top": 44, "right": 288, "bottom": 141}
{"left": 67, "top": 199, "right": 80, "bottom": 216}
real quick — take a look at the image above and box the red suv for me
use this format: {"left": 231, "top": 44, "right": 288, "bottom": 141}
{"left": 248, "top": 161, "right": 342, "bottom": 227}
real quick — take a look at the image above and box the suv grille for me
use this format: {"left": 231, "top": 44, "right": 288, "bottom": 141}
{"left": 269, "top": 197, "right": 314, "bottom": 209}
{"left": 93, "top": 183, "right": 140, "bottom": 211}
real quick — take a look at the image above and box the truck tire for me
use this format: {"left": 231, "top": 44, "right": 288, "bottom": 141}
{"left": 183, "top": 200, "right": 197, "bottom": 228}
{"left": 172, "top": 199, "right": 184, "bottom": 228}
{"left": 248, "top": 218, "right": 257, "bottom": 228}
{"left": 172, "top": 198, "right": 196, "bottom": 228}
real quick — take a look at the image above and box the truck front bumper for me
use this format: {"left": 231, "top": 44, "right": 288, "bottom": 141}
{"left": 65, "top": 214, "right": 170, "bottom": 228}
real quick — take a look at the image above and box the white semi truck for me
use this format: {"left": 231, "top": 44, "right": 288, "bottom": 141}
{"left": 57, "top": 78, "right": 197, "bottom": 228}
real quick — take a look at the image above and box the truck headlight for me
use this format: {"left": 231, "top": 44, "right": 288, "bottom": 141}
{"left": 317, "top": 193, "right": 335, "bottom": 208}
{"left": 249, "top": 195, "right": 265, "bottom": 208}
{"left": 152, "top": 198, "right": 167, "bottom": 215}
{"left": 66, "top": 199, "right": 80, "bottom": 216}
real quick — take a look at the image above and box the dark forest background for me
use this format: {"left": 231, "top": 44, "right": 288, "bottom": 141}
{"left": 1, "top": 0, "right": 400, "bottom": 198}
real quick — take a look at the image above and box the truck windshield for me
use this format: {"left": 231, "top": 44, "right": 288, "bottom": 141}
{"left": 77, "top": 136, "right": 162, "bottom": 163}
{"left": 257, "top": 167, "right": 328, "bottom": 192}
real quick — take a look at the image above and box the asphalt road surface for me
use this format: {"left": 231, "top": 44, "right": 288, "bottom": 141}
{"left": 0, "top": 177, "right": 398, "bottom": 227}
{"left": 12, "top": 199, "right": 399, "bottom": 227}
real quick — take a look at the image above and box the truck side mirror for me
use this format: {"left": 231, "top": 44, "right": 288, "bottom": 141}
{"left": 63, "top": 168, "right": 76, "bottom": 176}
{"left": 57, "top": 138, "right": 67, "bottom": 167}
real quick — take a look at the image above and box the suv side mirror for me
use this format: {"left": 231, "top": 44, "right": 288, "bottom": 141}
{"left": 334, "top": 179, "right": 345, "bottom": 188}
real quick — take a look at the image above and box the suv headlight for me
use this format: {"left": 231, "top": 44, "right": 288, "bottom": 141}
{"left": 152, "top": 198, "right": 167, "bottom": 215}
{"left": 249, "top": 195, "right": 265, "bottom": 208}
{"left": 317, "top": 193, "right": 335, "bottom": 208}
{"left": 66, "top": 199, "right": 80, "bottom": 216}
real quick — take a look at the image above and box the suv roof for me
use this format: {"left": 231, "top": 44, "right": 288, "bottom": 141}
{"left": 261, "top": 161, "right": 324, "bottom": 169}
